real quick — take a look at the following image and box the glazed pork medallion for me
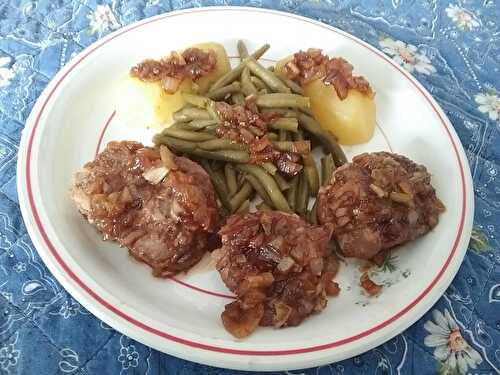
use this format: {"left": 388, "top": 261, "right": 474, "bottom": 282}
{"left": 70, "top": 40, "right": 445, "bottom": 338}
{"left": 71, "top": 141, "right": 220, "bottom": 277}
{"left": 213, "top": 211, "right": 339, "bottom": 338}
{"left": 317, "top": 152, "right": 445, "bottom": 264}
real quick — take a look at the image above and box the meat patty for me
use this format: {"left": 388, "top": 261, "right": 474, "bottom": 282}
{"left": 71, "top": 141, "right": 219, "bottom": 276}
{"left": 317, "top": 152, "right": 445, "bottom": 261}
{"left": 213, "top": 211, "right": 339, "bottom": 338}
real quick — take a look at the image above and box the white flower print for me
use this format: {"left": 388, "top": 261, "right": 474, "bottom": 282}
{"left": 13, "top": 262, "right": 26, "bottom": 273}
{"left": 0, "top": 344, "right": 19, "bottom": 370}
{"left": 87, "top": 5, "right": 120, "bottom": 35}
{"left": 475, "top": 92, "right": 500, "bottom": 121}
{"left": 0, "top": 57, "right": 15, "bottom": 88}
{"left": 58, "top": 300, "right": 80, "bottom": 319}
{"left": 379, "top": 37, "right": 436, "bottom": 75}
{"left": 1, "top": 292, "right": 13, "bottom": 303}
{"left": 118, "top": 345, "right": 139, "bottom": 369}
{"left": 50, "top": 298, "right": 87, "bottom": 319}
{"left": 445, "top": 4, "right": 479, "bottom": 31}
{"left": 424, "top": 309, "right": 482, "bottom": 374}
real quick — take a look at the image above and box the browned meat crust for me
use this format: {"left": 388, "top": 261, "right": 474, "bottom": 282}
{"left": 213, "top": 211, "right": 339, "bottom": 338}
{"left": 317, "top": 152, "right": 444, "bottom": 261}
{"left": 71, "top": 141, "right": 219, "bottom": 277}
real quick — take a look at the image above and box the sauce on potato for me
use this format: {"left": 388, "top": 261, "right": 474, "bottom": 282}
{"left": 126, "top": 42, "right": 230, "bottom": 128}
{"left": 276, "top": 50, "right": 375, "bottom": 145}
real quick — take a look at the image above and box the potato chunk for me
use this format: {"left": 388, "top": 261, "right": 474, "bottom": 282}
{"left": 190, "top": 42, "right": 231, "bottom": 93}
{"left": 123, "top": 42, "right": 231, "bottom": 128}
{"left": 304, "top": 79, "right": 375, "bottom": 145}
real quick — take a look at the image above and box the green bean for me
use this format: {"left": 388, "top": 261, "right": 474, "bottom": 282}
{"left": 279, "top": 129, "right": 289, "bottom": 141}
{"left": 261, "top": 108, "right": 298, "bottom": 118}
{"left": 224, "top": 164, "right": 238, "bottom": 197}
{"left": 153, "top": 135, "right": 196, "bottom": 151}
{"left": 246, "top": 58, "right": 291, "bottom": 93}
{"left": 267, "top": 132, "right": 279, "bottom": 141}
{"left": 231, "top": 92, "right": 245, "bottom": 105}
{"left": 241, "top": 67, "right": 258, "bottom": 96}
{"left": 206, "top": 100, "right": 220, "bottom": 122}
{"left": 200, "top": 160, "right": 231, "bottom": 212}
{"left": 236, "top": 164, "right": 291, "bottom": 212}
{"left": 295, "top": 172, "right": 309, "bottom": 216}
{"left": 173, "top": 107, "right": 211, "bottom": 122}
{"left": 293, "top": 129, "right": 304, "bottom": 141}
{"left": 262, "top": 162, "right": 277, "bottom": 175}
{"left": 235, "top": 199, "right": 250, "bottom": 213}
{"left": 272, "top": 140, "right": 310, "bottom": 154}
{"left": 230, "top": 182, "right": 253, "bottom": 212}
{"left": 297, "top": 113, "right": 347, "bottom": 166}
{"left": 299, "top": 107, "right": 314, "bottom": 116}
{"left": 250, "top": 76, "right": 268, "bottom": 90}
{"left": 182, "top": 93, "right": 210, "bottom": 108}
{"left": 155, "top": 135, "right": 251, "bottom": 163}
{"left": 203, "top": 125, "right": 218, "bottom": 135}
{"left": 237, "top": 171, "right": 245, "bottom": 188}
{"left": 256, "top": 201, "right": 272, "bottom": 211}
{"left": 237, "top": 40, "right": 249, "bottom": 60}
{"left": 161, "top": 128, "right": 215, "bottom": 142}
{"left": 321, "top": 155, "right": 334, "bottom": 185}
{"left": 278, "top": 75, "right": 304, "bottom": 95}
{"left": 245, "top": 174, "right": 274, "bottom": 207}
{"left": 193, "top": 149, "right": 250, "bottom": 163}
{"left": 286, "top": 175, "right": 299, "bottom": 211}
{"left": 187, "top": 119, "right": 218, "bottom": 129}
{"left": 197, "top": 138, "right": 247, "bottom": 151}
{"left": 209, "top": 43, "right": 270, "bottom": 90}
{"left": 307, "top": 200, "right": 318, "bottom": 224}
{"left": 167, "top": 122, "right": 190, "bottom": 130}
{"left": 270, "top": 118, "right": 298, "bottom": 132}
{"left": 256, "top": 93, "right": 310, "bottom": 109}
{"left": 207, "top": 82, "right": 241, "bottom": 101}
{"left": 274, "top": 173, "right": 291, "bottom": 191}
{"left": 303, "top": 154, "right": 320, "bottom": 196}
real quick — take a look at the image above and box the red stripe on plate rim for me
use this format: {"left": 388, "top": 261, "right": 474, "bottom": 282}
{"left": 24, "top": 7, "right": 467, "bottom": 356}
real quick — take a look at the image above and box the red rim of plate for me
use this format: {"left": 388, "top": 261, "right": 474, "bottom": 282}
{"left": 23, "top": 8, "right": 467, "bottom": 356}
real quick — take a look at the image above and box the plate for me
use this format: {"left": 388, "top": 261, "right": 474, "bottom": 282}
{"left": 17, "top": 7, "right": 474, "bottom": 371}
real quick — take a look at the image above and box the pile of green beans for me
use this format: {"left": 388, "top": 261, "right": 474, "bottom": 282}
{"left": 153, "top": 40, "right": 347, "bottom": 220}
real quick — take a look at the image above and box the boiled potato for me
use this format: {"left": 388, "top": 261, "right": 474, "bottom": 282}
{"left": 118, "top": 78, "right": 191, "bottom": 129}
{"left": 304, "top": 79, "right": 375, "bottom": 145}
{"left": 275, "top": 56, "right": 376, "bottom": 145}
{"left": 121, "top": 43, "right": 230, "bottom": 128}
{"left": 190, "top": 42, "right": 231, "bottom": 93}
{"left": 275, "top": 55, "right": 293, "bottom": 75}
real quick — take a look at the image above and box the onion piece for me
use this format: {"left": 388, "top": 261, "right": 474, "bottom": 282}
{"left": 277, "top": 256, "right": 295, "bottom": 273}
{"left": 162, "top": 76, "right": 182, "bottom": 93}
{"left": 159, "top": 145, "right": 177, "bottom": 170}
{"left": 143, "top": 166, "right": 169, "bottom": 184}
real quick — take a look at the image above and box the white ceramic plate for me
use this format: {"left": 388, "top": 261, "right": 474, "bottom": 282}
{"left": 17, "top": 7, "right": 474, "bottom": 372}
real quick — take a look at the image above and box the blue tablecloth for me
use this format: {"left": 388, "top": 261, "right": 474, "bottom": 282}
{"left": 0, "top": 1, "right": 499, "bottom": 374}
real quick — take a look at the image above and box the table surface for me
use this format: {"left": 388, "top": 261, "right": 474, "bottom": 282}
{"left": 1, "top": 0, "right": 499, "bottom": 374}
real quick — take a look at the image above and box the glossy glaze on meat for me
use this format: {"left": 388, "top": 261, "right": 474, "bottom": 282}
{"left": 213, "top": 211, "right": 339, "bottom": 338}
{"left": 71, "top": 141, "right": 219, "bottom": 277}
{"left": 317, "top": 152, "right": 445, "bottom": 261}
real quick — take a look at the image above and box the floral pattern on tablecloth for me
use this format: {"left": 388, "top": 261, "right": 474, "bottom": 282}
{"left": 0, "top": 0, "right": 499, "bottom": 374}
